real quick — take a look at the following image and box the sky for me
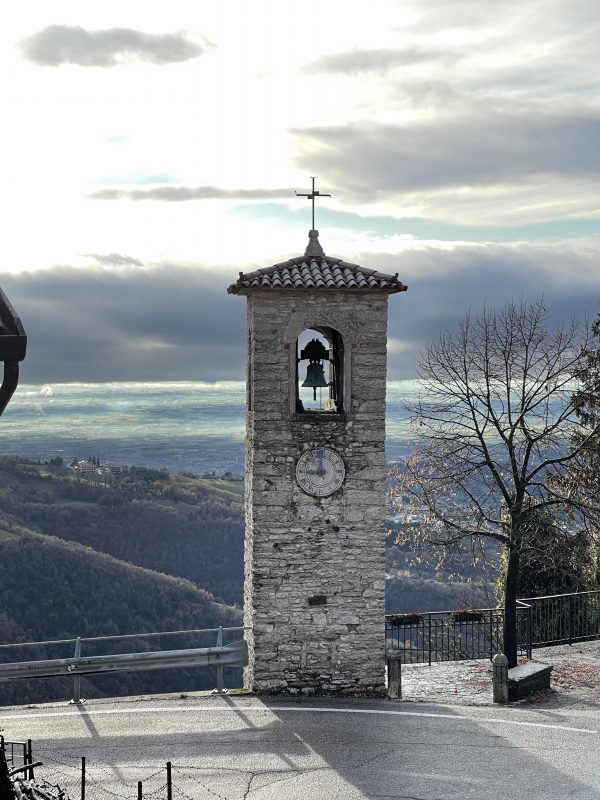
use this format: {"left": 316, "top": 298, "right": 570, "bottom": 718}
{"left": 1, "top": 0, "right": 599, "bottom": 383}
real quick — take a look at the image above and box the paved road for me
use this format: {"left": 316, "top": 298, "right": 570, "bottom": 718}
{"left": 2, "top": 694, "right": 600, "bottom": 799}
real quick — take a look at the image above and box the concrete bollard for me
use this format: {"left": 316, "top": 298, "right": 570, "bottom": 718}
{"left": 387, "top": 651, "right": 402, "bottom": 699}
{"left": 492, "top": 653, "right": 509, "bottom": 704}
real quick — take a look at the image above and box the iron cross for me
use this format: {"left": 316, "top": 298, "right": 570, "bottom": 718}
{"left": 295, "top": 177, "right": 331, "bottom": 230}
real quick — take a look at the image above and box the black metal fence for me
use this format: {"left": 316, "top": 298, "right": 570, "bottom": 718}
{"left": 385, "top": 607, "right": 531, "bottom": 664}
{"left": 384, "top": 589, "right": 600, "bottom": 664}
{"left": 521, "top": 589, "right": 600, "bottom": 648}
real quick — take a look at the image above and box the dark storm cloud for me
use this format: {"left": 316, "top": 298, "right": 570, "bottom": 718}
{"left": 0, "top": 263, "right": 246, "bottom": 384}
{"left": 1, "top": 241, "right": 598, "bottom": 384}
{"left": 305, "top": 46, "right": 457, "bottom": 74}
{"left": 377, "top": 242, "right": 600, "bottom": 379}
{"left": 88, "top": 187, "right": 292, "bottom": 201}
{"left": 293, "top": 109, "right": 600, "bottom": 199}
{"left": 18, "top": 25, "right": 210, "bottom": 67}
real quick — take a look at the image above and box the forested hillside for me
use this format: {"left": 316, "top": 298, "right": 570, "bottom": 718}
{"left": 0, "top": 526, "right": 242, "bottom": 705}
{"left": 0, "top": 461, "right": 244, "bottom": 604}
{"left": 0, "top": 460, "right": 246, "bottom": 705}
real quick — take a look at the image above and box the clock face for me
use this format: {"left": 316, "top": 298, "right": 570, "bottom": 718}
{"left": 296, "top": 447, "right": 345, "bottom": 497}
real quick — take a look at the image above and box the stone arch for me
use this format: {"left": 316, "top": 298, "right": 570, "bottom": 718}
{"left": 293, "top": 325, "right": 346, "bottom": 414}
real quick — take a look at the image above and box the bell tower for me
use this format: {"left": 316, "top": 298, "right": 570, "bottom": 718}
{"left": 228, "top": 197, "right": 406, "bottom": 695}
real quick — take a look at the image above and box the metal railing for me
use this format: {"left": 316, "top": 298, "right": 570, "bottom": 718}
{"left": 386, "top": 589, "right": 600, "bottom": 664}
{"left": 519, "top": 589, "right": 600, "bottom": 648}
{"left": 0, "top": 626, "right": 247, "bottom": 702}
{"left": 0, "top": 738, "right": 30, "bottom": 774}
{"left": 385, "top": 607, "right": 527, "bottom": 664}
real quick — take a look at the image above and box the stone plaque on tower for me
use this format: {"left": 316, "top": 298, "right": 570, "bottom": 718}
{"left": 228, "top": 185, "right": 406, "bottom": 694}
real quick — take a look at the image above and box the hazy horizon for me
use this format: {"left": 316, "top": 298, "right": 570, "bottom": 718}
{"left": 0, "top": 380, "right": 418, "bottom": 474}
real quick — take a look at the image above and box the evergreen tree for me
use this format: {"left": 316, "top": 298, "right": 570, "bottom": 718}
{"left": 565, "top": 312, "right": 600, "bottom": 584}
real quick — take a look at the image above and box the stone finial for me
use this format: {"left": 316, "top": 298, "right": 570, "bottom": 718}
{"left": 305, "top": 230, "right": 324, "bottom": 258}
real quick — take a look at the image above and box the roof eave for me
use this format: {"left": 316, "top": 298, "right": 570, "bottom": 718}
{"left": 228, "top": 284, "right": 407, "bottom": 296}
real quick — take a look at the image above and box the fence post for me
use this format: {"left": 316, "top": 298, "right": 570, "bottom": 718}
{"left": 428, "top": 614, "right": 432, "bottom": 666}
{"left": 568, "top": 594, "right": 573, "bottom": 645}
{"left": 138, "top": 780, "right": 142, "bottom": 800}
{"left": 387, "top": 650, "right": 402, "bottom": 699}
{"left": 26, "top": 739, "right": 34, "bottom": 781}
{"left": 492, "top": 653, "right": 509, "bottom": 704}
{"left": 166, "top": 761, "right": 172, "bottom": 800}
{"left": 81, "top": 756, "right": 86, "bottom": 800}
{"left": 70, "top": 637, "right": 83, "bottom": 704}
{"left": 527, "top": 605, "right": 533, "bottom": 659}
{"left": 0, "top": 740, "right": 13, "bottom": 800}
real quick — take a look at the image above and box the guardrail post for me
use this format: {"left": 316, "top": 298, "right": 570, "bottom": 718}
{"left": 213, "top": 627, "right": 226, "bottom": 694}
{"left": 166, "top": 761, "right": 172, "bottom": 800}
{"left": 492, "top": 653, "right": 509, "bottom": 704}
{"left": 138, "top": 780, "right": 142, "bottom": 800}
{"left": 387, "top": 650, "right": 402, "bottom": 699}
{"left": 70, "top": 637, "right": 83, "bottom": 704}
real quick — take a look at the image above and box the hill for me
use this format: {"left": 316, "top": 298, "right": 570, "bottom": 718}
{"left": 0, "top": 460, "right": 244, "bottom": 605}
{"left": 0, "top": 526, "right": 242, "bottom": 705}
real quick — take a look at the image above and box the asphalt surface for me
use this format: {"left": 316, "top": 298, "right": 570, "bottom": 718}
{"left": 2, "top": 694, "right": 600, "bottom": 799}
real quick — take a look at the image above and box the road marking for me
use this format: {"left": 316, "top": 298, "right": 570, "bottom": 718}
{"left": 3, "top": 704, "right": 598, "bottom": 734}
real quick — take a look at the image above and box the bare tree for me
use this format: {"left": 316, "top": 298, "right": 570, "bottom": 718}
{"left": 394, "top": 299, "right": 600, "bottom": 666}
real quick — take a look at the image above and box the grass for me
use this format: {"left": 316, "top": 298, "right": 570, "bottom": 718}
{"left": 198, "top": 479, "right": 244, "bottom": 498}
{"left": 0, "top": 529, "right": 18, "bottom": 542}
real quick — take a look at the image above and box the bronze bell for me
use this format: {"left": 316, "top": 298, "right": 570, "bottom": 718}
{"left": 302, "top": 363, "right": 328, "bottom": 400}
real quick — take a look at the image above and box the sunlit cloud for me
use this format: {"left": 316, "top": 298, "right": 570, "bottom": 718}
{"left": 18, "top": 25, "right": 211, "bottom": 67}
{"left": 88, "top": 186, "right": 293, "bottom": 202}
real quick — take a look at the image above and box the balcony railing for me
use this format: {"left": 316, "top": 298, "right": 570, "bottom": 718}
{"left": 386, "top": 589, "right": 600, "bottom": 664}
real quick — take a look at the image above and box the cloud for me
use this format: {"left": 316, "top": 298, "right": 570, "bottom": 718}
{"left": 305, "top": 46, "right": 458, "bottom": 75}
{"left": 88, "top": 187, "right": 293, "bottom": 202}
{"left": 1, "top": 239, "right": 599, "bottom": 384}
{"left": 375, "top": 238, "right": 600, "bottom": 378}
{"left": 293, "top": 107, "right": 600, "bottom": 200}
{"left": 0, "top": 262, "right": 246, "bottom": 383}
{"left": 18, "top": 25, "right": 210, "bottom": 67}
{"left": 83, "top": 253, "right": 144, "bottom": 267}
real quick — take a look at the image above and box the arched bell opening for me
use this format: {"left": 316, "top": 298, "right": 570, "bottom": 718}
{"left": 296, "top": 327, "right": 344, "bottom": 413}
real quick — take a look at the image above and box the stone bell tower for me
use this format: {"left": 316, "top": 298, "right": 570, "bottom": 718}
{"left": 228, "top": 213, "right": 406, "bottom": 695}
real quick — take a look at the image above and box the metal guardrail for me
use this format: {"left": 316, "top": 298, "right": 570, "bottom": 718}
{"left": 0, "top": 626, "right": 248, "bottom": 702}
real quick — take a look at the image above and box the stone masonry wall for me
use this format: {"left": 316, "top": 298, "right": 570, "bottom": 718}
{"left": 244, "top": 290, "right": 390, "bottom": 695}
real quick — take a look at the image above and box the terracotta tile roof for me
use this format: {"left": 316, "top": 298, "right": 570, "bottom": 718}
{"left": 228, "top": 255, "right": 407, "bottom": 295}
